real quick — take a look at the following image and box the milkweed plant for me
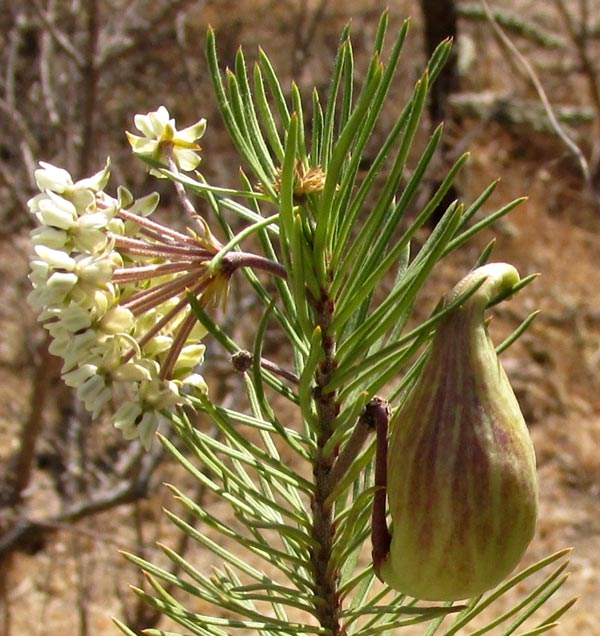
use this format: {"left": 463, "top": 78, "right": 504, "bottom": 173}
{"left": 27, "top": 13, "right": 576, "bottom": 636}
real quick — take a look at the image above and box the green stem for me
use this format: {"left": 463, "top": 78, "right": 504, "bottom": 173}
{"left": 309, "top": 283, "right": 344, "bottom": 636}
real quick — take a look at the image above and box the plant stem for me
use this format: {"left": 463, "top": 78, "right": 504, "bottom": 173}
{"left": 223, "top": 251, "right": 287, "bottom": 279}
{"left": 325, "top": 396, "right": 388, "bottom": 493}
{"left": 371, "top": 398, "right": 392, "bottom": 573}
{"left": 168, "top": 156, "right": 202, "bottom": 222}
{"left": 79, "top": 0, "right": 99, "bottom": 176}
{"left": 310, "top": 284, "right": 344, "bottom": 636}
{"left": 231, "top": 350, "right": 300, "bottom": 385}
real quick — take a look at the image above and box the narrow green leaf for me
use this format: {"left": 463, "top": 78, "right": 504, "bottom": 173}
{"left": 258, "top": 47, "right": 291, "bottom": 127}
{"left": 443, "top": 549, "right": 572, "bottom": 636}
{"left": 444, "top": 196, "right": 526, "bottom": 256}
{"left": 322, "top": 390, "right": 370, "bottom": 457}
{"left": 514, "top": 624, "right": 559, "bottom": 636}
{"left": 372, "top": 10, "right": 390, "bottom": 56}
{"left": 206, "top": 30, "right": 267, "bottom": 182}
{"left": 532, "top": 596, "right": 579, "bottom": 629}
{"left": 311, "top": 87, "right": 324, "bottom": 164}
{"left": 290, "top": 213, "right": 317, "bottom": 336}
{"left": 253, "top": 62, "right": 286, "bottom": 162}
{"left": 496, "top": 311, "right": 540, "bottom": 355}
{"left": 279, "top": 112, "right": 299, "bottom": 247}
{"left": 185, "top": 296, "right": 301, "bottom": 404}
{"left": 488, "top": 273, "right": 539, "bottom": 307}
{"left": 343, "top": 604, "right": 463, "bottom": 619}
{"left": 499, "top": 574, "right": 570, "bottom": 636}
{"left": 338, "top": 32, "right": 354, "bottom": 134}
{"left": 157, "top": 169, "right": 271, "bottom": 202}
{"left": 457, "top": 179, "right": 499, "bottom": 230}
{"left": 225, "top": 69, "right": 272, "bottom": 184}
{"left": 321, "top": 25, "right": 352, "bottom": 168}
{"left": 426, "top": 37, "right": 454, "bottom": 86}
{"left": 163, "top": 506, "right": 314, "bottom": 593}
{"left": 234, "top": 47, "right": 277, "bottom": 175}
{"left": 326, "top": 446, "right": 376, "bottom": 508}
{"left": 314, "top": 60, "right": 384, "bottom": 277}
{"left": 330, "top": 275, "right": 485, "bottom": 393}
{"left": 468, "top": 561, "right": 570, "bottom": 636}
{"left": 333, "top": 77, "right": 433, "bottom": 304}
{"left": 171, "top": 405, "right": 313, "bottom": 493}
{"left": 476, "top": 239, "right": 497, "bottom": 266}
{"left": 422, "top": 602, "right": 457, "bottom": 636}
{"left": 111, "top": 618, "right": 139, "bottom": 636}
{"left": 186, "top": 292, "right": 239, "bottom": 353}
{"left": 298, "top": 326, "right": 324, "bottom": 436}
{"left": 334, "top": 203, "right": 463, "bottom": 368}
{"left": 291, "top": 82, "right": 307, "bottom": 159}
{"left": 209, "top": 213, "right": 279, "bottom": 271}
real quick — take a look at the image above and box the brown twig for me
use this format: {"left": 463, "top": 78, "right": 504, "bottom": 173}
{"left": 1, "top": 336, "right": 58, "bottom": 508}
{"left": 25, "top": 0, "right": 84, "bottom": 67}
{"left": 0, "top": 553, "right": 11, "bottom": 636}
{"left": 96, "top": 0, "right": 200, "bottom": 71}
{"left": 554, "top": 0, "right": 600, "bottom": 176}
{"left": 39, "top": 3, "right": 61, "bottom": 126}
{"left": 79, "top": 0, "right": 99, "bottom": 176}
{"left": 0, "top": 438, "right": 165, "bottom": 557}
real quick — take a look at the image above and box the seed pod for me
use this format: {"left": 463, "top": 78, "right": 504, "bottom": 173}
{"left": 379, "top": 263, "right": 538, "bottom": 601}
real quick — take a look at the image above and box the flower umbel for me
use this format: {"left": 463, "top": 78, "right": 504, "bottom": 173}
{"left": 126, "top": 105, "right": 207, "bottom": 176}
{"left": 28, "top": 157, "right": 227, "bottom": 449}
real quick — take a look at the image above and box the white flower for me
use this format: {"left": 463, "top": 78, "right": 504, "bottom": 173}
{"left": 99, "top": 306, "right": 135, "bottom": 334}
{"left": 172, "top": 343, "right": 206, "bottom": 376}
{"left": 180, "top": 372, "right": 208, "bottom": 394}
{"left": 126, "top": 106, "right": 206, "bottom": 174}
{"left": 54, "top": 330, "right": 98, "bottom": 371}
{"left": 112, "top": 362, "right": 154, "bottom": 382}
{"left": 34, "top": 159, "right": 110, "bottom": 197}
{"left": 113, "top": 401, "right": 144, "bottom": 439}
{"left": 34, "top": 244, "right": 76, "bottom": 270}
{"left": 137, "top": 411, "right": 161, "bottom": 450}
{"left": 63, "top": 363, "right": 98, "bottom": 388}
{"left": 34, "top": 191, "right": 78, "bottom": 230}
{"left": 31, "top": 226, "right": 69, "bottom": 250}
{"left": 74, "top": 254, "right": 116, "bottom": 287}
{"left": 113, "top": 403, "right": 161, "bottom": 450}
{"left": 34, "top": 162, "right": 73, "bottom": 193}
{"left": 46, "top": 303, "right": 92, "bottom": 332}
{"left": 28, "top": 271, "right": 78, "bottom": 309}
{"left": 77, "top": 373, "right": 112, "bottom": 417}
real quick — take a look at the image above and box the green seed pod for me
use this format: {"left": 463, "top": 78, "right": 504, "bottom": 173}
{"left": 379, "top": 263, "right": 538, "bottom": 601}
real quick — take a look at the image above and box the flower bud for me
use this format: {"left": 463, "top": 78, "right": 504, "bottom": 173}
{"left": 379, "top": 263, "right": 538, "bottom": 601}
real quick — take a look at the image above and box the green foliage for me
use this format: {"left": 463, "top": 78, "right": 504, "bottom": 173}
{"left": 115, "top": 11, "right": 573, "bottom": 636}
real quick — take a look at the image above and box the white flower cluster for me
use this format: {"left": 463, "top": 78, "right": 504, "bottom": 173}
{"left": 28, "top": 158, "right": 211, "bottom": 449}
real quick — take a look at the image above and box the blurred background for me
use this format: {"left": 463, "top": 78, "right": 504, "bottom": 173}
{"left": 0, "top": 1, "right": 598, "bottom": 634}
